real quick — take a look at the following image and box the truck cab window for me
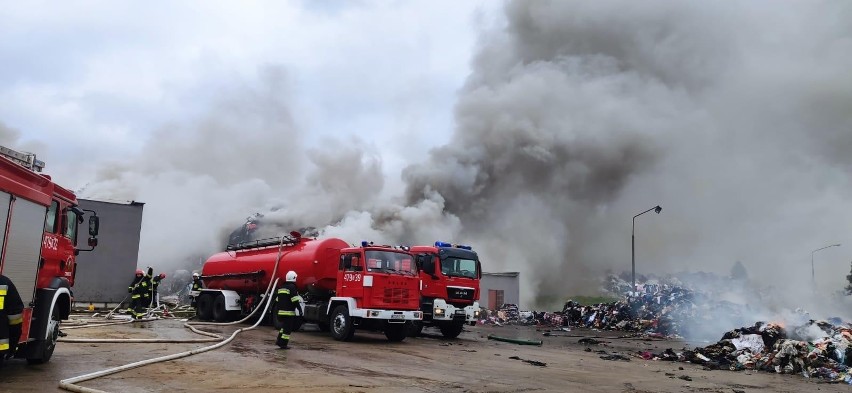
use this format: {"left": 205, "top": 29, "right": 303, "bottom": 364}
{"left": 44, "top": 200, "right": 58, "bottom": 233}
{"left": 341, "top": 254, "right": 362, "bottom": 272}
{"left": 64, "top": 208, "right": 78, "bottom": 242}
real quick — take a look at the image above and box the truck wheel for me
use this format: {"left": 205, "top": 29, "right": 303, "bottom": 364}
{"left": 439, "top": 321, "right": 464, "bottom": 339}
{"left": 330, "top": 305, "right": 355, "bottom": 341}
{"left": 197, "top": 294, "right": 214, "bottom": 321}
{"left": 27, "top": 302, "right": 61, "bottom": 364}
{"left": 385, "top": 324, "right": 407, "bottom": 342}
{"left": 406, "top": 321, "right": 424, "bottom": 337}
{"left": 212, "top": 294, "right": 228, "bottom": 322}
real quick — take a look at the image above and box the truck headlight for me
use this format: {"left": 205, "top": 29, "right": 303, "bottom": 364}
{"left": 434, "top": 308, "right": 445, "bottom": 315}
{"left": 474, "top": 310, "right": 481, "bottom": 318}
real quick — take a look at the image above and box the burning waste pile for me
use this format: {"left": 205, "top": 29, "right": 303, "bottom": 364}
{"left": 643, "top": 319, "right": 852, "bottom": 384}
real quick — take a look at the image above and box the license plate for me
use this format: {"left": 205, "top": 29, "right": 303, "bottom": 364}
{"left": 391, "top": 314, "right": 405, "bottom": 319}
{"left": 455, "top": 310, "right": 465, "bottom": 315}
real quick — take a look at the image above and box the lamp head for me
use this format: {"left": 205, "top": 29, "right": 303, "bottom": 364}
{"left": 654, "top": 206, "right": 662, "bottom": 214}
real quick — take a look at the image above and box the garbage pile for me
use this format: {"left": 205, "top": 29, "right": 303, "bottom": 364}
{"left": 481, "top": 304, "right": 536, "bottom": 325}
{"left": 641, "top": 320, "right": 852, "bottom": 384}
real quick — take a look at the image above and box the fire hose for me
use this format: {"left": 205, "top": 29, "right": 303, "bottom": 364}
{"left": 58, "top": 237, "right": 290, "bottom": 393}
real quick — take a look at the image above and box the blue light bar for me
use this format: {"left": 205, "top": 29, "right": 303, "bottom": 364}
{"left": 435, "top": 241, "right": 452, "bottom": 248}
{"left": 361, "top": 241, "right": 369, "bottom": 247}
{"left": 455, "top": 244, "right": 472, "bottom": 250}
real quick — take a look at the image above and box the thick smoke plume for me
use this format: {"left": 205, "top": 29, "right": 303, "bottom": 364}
{"left": 404, "top": 0, "right": 852, "bottom": 317}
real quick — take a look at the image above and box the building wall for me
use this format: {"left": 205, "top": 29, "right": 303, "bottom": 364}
{"left": 479, "top": 273, "right": 520, "bottom": 310}
{"left": 72, "top": 199, "right": 144, "bottom": 303}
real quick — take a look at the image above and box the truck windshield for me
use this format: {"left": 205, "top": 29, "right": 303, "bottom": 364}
{"left": 441, "top": 257, "right": 478, "bottom": 278}
{"left": 365, "top": 250, "right": 416, "bottom": 276}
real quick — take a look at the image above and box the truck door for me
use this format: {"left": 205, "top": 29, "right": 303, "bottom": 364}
{"left": 338, "top": 253, "right": 364, "bottom": 300}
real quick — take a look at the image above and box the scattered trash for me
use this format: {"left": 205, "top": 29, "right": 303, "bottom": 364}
{"left": 487, "top": 335, "right": 543, "bottom": 346}
{"left": 508, "top": 355, "right": 547, "bottom": 367}
{"left": 599, "top": 353, "right": 631, "bottom": 362}
{"left": 578, "top": 338, "right": 604, "bottom": 345}
{"left": 678, "top": 375, "right": 692, "bottom": 381}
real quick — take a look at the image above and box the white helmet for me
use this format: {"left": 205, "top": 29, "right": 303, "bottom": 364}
{"left": 285, "top": 271, "right": 297, "bottom": 282}
{"left": 192, "top": 272, "right": 200, "bottom": 278}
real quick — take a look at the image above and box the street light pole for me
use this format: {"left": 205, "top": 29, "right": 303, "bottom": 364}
{"left": 811, "top": 243, "right": 840, "bottom": 287}
{"left": 632, "top": 205, "right": 662, "bottom": 292}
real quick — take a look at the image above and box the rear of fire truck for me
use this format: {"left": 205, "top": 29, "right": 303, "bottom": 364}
{"left": 0, "top": 146, "right": 99, "bottom": 366}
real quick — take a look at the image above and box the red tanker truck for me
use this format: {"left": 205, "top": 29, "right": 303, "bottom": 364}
{"left": 408, "top": 241, "right": 481, "bottom": 338}
{"left": 194, "top": 232, "right": 423, "bottom": 342}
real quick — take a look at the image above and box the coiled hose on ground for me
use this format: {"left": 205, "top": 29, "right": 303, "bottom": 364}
{"left": 57, "top": 238, "right": 290, "bottom": 393}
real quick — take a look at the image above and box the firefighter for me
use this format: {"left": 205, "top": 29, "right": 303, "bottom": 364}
{"left": 131, "top": 267, "right": 154, "bottom": 319}
{"left": 0, "top": 275, "right": 24, "bottom": 360}
{"left": 274, "top": 271, "right": 303, "bottom": 349}
{"left": 190, "top": 272, "right": 203, "bottom": 307}
{"left": 127, "top": 269, "right": 144, "bottom": 318}
{"left": 151, "top": 273, "right": 166, "bottom": 308}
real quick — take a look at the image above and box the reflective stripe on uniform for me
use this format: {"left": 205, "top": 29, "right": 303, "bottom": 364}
{"left": 0, "top": 296, "right": 4, "bottom": 310}
{"left": 290, "top": 295, "right": 303, "bottom": 302}
{"left": 277, "top": 288, "right": 290, "bottom": 295}
{"left": 0, "top": 339, "right": 8, "bottom": 351}
{"left": 131, "top": 294, "right": 141, "bottom": 299}
{"left": 279, "top": 332, "right": 290, "bottom": 340}
{"left": 277, "top": 310, "right": 296, "bottom": 316}
{"left": 0, "top": 284, "right": 7, "bottom": 295}
{"left": 8, "top": 313, "right": 22, "bottom": 325}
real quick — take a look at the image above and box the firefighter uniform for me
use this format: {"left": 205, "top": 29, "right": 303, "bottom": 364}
{"left": 274, "top": 281, "right": 303, "bottom": 349}
{"left": 0, "top": 275, "right": 24, "bottom": 360}
{"left": 190, "top": 274, "right": 203, "bottom": 307}
{"left": 151, "top": 273, "right": 165, "bottom": 308}
{"left": 130, "top": 267, "right": 154, "bottom": 319}
{"left": 127, "top": 270, "right": 144, "bottom": 318}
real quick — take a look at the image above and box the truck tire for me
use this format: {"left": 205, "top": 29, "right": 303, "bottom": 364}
{"left": 330, "top": 305, "right": 355, "bottom": 341}
{"left": 212, "top": 294, "right": 228, "bottom": 322}
{"left": 385, "top": 324, "right": 407, "bottom": 342}
{"left": 405, "top": 321, "right": 424, "bottom": 337}
{"left": 197, "top": 294, "right": 214, "bottom": 321}
{"left": 439, "top": 321, "right": 464, "bottom": 339}
{"left": 26, "top": 302, "right": 61, "bottom": 364}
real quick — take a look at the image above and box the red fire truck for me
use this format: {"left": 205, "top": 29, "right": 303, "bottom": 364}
{"left": 408, "top": 241, "right": 481, "bottom": 338}
{"left": 195, "top": 233, "right": 423, "bottom": 341}
{"left": 0, "top": 146, "right": 99, "bottom": 365}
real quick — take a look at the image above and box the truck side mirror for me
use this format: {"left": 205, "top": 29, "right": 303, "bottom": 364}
{"left": 88, "top": 215, "right": 99, "bottom": 236}
{"left": 88, "top": 237, "right": 98, "bottom": 247}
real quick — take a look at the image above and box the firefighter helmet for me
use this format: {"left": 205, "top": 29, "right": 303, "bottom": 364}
{"left": 135, "top": 269, "right": 143, "bottom": 276}
{"left": 192, "top": 272, "right": 200, "bottom": 278}
{"left": 285, "top": 271, "right": 297, "bottom": 282}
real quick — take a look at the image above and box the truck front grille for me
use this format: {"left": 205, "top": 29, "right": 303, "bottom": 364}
{"left": 447, "top": 287, "right": 476, "bottom": 301}
{"left": 382, "top": 288, "right": 410, "bottom": 304}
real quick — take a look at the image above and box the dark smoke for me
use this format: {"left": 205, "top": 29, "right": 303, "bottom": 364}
{"left": 403, "top": 0, "right": 852, "bottom": 312}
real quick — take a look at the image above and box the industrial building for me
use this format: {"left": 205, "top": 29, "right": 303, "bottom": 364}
{"left": 72, "top": 199, "right": 144, "bottom": 307}
{"left": 479, "top": 272, "right": 520, "bottom": 310}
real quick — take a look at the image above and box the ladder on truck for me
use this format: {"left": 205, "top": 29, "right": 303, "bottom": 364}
{"left": 0, "top": 145, "right": 45, "bottom": 172}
